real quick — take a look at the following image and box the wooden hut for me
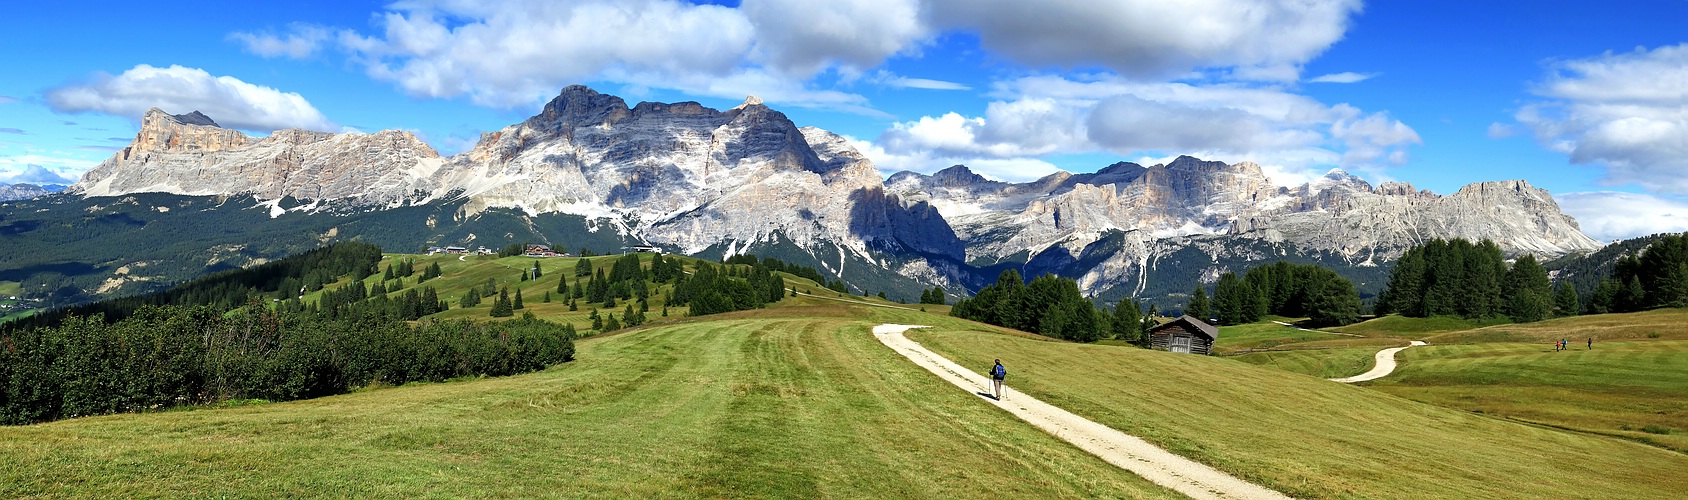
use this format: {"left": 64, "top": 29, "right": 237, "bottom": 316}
{"left": 1148, "top": 315, "right": 1218, "bottom": 355}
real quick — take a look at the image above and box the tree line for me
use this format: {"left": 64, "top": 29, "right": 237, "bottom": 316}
{"left": 0, "top": 242, "right": 577, "bottom": 425}
{"left": 1375, "top": 238, "right": 1565, "bottom": 322}
{"left": 1186, "top": 261, "right": 1362, "bottom": 327}
{"left": 1586, "top": 233, "right": 1688, "bottom": 314}
{"left": 950, "top": 269, "right": 1151, "bottom": 343}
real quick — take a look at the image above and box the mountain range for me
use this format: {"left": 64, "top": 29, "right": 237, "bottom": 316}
{"left": 14, "top": 85, "right": 1604, "bottom": 310}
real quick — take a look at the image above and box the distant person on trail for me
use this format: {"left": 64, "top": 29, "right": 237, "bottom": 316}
{"left": 990, "top": 359, "right": 1007, "bottom": 400}
{"left": 1588, "top": 338, "right": 1593, "bottom": 350}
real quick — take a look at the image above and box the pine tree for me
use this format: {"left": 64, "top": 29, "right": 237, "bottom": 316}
{"left": 490, "top": 287, "right": 514, "bottom": 317}
{"left": 576, "top": 258, "right": 592, "bottom": 277}
{"left": 1111, "top": 299, "right": 1141, "bottom": 342}
{"left": 532, "top": 260, "right": 543, "bottom": 279}
{"left": 568, "top": 298, "right": 578, "bottom": 311}
{"left": 543, "top": 291, "right": 552, "bottom": 303}
{"left": 1215, "top": 273, "right": 1248, "bottom": 325}
{"left": 1186, "top": 286, "right": 1210, "bottom": 321}
{"left": 514, "top": 289, "right": 525, "bottom": 310}
{"left": 1553, "top": 284, "right": 1580, "bottom": 316}
{"left": 604, "top": 314, "right": 621, "bottom": 331}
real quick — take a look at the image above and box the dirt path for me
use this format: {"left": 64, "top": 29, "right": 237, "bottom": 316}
{"left": 873, "top": 324, "right": 1290, "bottom": 500}
{"left": 1328, "top": 341, "right": 1428, "bottom": 383}
{"left": 795, "top": 291, "right": 921, "bottom": 311}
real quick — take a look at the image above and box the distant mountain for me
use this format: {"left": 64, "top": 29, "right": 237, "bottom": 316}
{"left": 887, "top": 156, "right": 1601, "bottom": 299}
{"left": 0, "top": 183, "right": 51, "bottom": 202}
{"left": 22, "top": 85, "right": 1602, "bottom": 313}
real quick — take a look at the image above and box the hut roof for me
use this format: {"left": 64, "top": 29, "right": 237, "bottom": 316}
{"left": 1148, "top": 315, "right": 1219, "bottom": 341}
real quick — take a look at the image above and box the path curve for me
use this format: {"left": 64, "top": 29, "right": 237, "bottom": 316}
{"left": 873, "top": 324, "right": 1289, "bottom": 500}
{"left": 1328, "top": 341, "right": 1428, "bottom": 383}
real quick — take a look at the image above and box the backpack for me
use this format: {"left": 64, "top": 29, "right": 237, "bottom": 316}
{"left": 993, "top": 364, "right": 1006, "bottom": 378}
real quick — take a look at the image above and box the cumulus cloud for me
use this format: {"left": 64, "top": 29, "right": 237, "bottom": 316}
{"left": 1308, "top": 72, "right": 1377, "bottom": 84}
{"left": 873, "top": 75, "right": 1419, "bottom": 184}
{"left": 44, "top": 64, "right": 336, "bottom": 132}
{"left": 1487, "top": 122, "right": 1518, "bottom": 138}
{"left": 926, "top": 0, "right": 1361, "bottom": 81}
{"left": 0, "top": 154, "right": 97, "bottom": 181}
{"left": 1556, "top": 191, "right": 1688, "bottom": 243}
{"left": 228, "top": 24, "right": 332, "bottom": 59}
{"left": 2, "top": 164, "right": 76, "bottom": 185}
{"left": 742, "top": 0, "right": 928, "bottom": 77}
{"left": 340, "top": 0, "right": 762, "bottom": 108}
{"left": 1517, "top": 44, "right": 1688, "bottom": 194}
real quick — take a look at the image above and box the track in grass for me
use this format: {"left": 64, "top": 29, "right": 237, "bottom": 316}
{"left": 875, "top": 324, "right": 1289, "bottom": 500}
{"left": 0, "top": 313, "right": 1177, "bottom": 499}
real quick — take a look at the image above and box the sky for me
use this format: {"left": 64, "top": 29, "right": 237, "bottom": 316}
{"left": 0, "top": 1, "right": 1684, "bottom": 243}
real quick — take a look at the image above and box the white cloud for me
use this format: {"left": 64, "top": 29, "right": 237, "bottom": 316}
{"left": 340, "top": 0, "right": 763, "bottom": 108}
{"left": 2, "top": 164, "right": 76, "bottom": 185}
{"left": 0, "top": 154, "right": 98, "bottom": 181}
{"left": 228, "top": 24, "right": 331, "bottom": 59}
{"left": 742, "top": 0, "right": 928, "bottom": 77}
{"left": 1487, "top": 122, "right": 1518, "bottom": 138}
{"left": 849, "top": 136, "right": 1063, "bottom": 182}
{"left": 1517, "top": 44, "right": 1688, "bottom": 194}
{"left": 1556, "top": 191, "right": 1688, "bottom": 243}
{"left": 1308, "top": 72, "right": 1377, "bottom": 84}
{"left": 866, "top": 71, "right": 970, "bottom": 91}
{"left": 44, "top": 64, "right": 336, "bottom": 132}
{"left": 926, "top": 0, "right": 1361, "bottom": 81}
{"left": 871, "top": 75, "right": 1419, "bottom": 186}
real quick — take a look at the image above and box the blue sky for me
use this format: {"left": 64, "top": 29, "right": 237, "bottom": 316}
{"left": 1, "top": 1, "right": 1684, "bottom": 242}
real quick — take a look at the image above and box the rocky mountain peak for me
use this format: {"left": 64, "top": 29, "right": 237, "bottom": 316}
{"left": 526, "top": 85, "right": 631, "bottom": 132}
{"left": 736, "top": 95, "right": 765, "bottom": 108}
{"left": 1163, "top": 155, "right": 1230, "bottom": 172}
{"left": 929, "top": 165, "right": 995, "bottom": 187}
{"left": 129, "top": 108, "right": 250, "bottom": 156}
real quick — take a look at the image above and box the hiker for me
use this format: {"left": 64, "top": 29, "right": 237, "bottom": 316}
{"left": 1562, "top": 339, "right": 1568, "bottom": 351}
{"left": 990, "top": 359, "right": 1007, "bottom": 401}
{"left": 1588, "top": 338, "right": 1593, "bottom": 350}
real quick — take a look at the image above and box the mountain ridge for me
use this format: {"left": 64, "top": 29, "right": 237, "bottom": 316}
{"left": 60, "top": 85, "right": 1602, "bottom": 306}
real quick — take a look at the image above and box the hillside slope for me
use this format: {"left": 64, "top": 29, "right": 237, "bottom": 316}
{"left": 0, "top": 309, "right": 1173, "bottom": 498}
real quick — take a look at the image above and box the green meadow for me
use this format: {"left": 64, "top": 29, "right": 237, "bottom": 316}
{"left": 0, "top": 308, "right": 1174, "bottom": 499}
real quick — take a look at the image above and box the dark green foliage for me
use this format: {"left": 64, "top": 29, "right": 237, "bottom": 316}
{"left": 513, "top": 289, "right": 525, "bottom": 310}
{"left": 1111, "top": 299, "right": 1143, "bottom": 343}
{"left": 460, "top": 286, "right": 482, "bottom": 308}
{"left": 603, "top": 313, "right": 621, "bottom": 331}
{"left": 0, "top": 304, "right": 575, "bottom": 425}
{"left": 531, "top": 260, "right": 543, "bottom": 279}
{"left": 1553, "top": 284, "right": 1579, "bottom": 317}
{"left": 490, "top": 288, "right": 514, "bottom": 317}
{"left": 1378, "top": 238, "right": 1558, "bottom": 323}
{"left": 951, "top": 270, "right": 1107, "bottom": 342}
{"left": 575, "top": 258, "right": 592, "bottom": 278}
{"left": 1502, "top": 255, "right": 1553, "bottom": 323}
{"left": 499, "top": 243, "right": 525, "bottom": 258}
{"left": 1215, "top": 261, "right": 1361, "bottom": 326}
{"left": 1185, "top": 286, "right": 1210, "bottom": 322}
{"left": 6, "top": 242, "right": 382, "bottom": 331}
{"left": 919, "top": 286, "right": 947, "bottom": 305}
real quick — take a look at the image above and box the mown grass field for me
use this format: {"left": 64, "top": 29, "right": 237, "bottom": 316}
{"left": 895, "top": 309, "right": 1688, "bottom": 499}
{"left": 0, "top": 306, "right": 1173, "bottom": 499}
{"left": 1330, "top": 314, "right": 1511, "bottom": 338}
{"left": 1367, "top": 338, "right": 1688, "bottom": 452}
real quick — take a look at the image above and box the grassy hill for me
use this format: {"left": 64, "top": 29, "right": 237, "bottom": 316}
{"left": 9, "top": 270, "right": 1688, "bottom": 498}
{"left": 897, "top": 309, "right": 1688, "bottom": 499}
{"left": 0, "top": 305, "right": 1171, "bottom": 498}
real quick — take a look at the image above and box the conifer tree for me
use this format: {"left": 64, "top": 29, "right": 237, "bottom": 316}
{"left": 490, "top": 287, "right": 514, "bottom": 317}
{"left": 1554, "top": 284, "right": 1581, "bottom": 316}
{"left": 1186, "top": 286, "right": 1210, "bottom": 321}
{"left": 532, "top": 260, "right": 543, "bottom": 279}
{"left": 514, "top": 289, "right": 525, "bottom": 310}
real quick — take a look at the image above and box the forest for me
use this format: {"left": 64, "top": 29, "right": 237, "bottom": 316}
{"left": 1186, "top": 261, "right": 1362, "bottom": 327}
{"left": 0, "top": 243, "right": 576, "bottom": 425}
{"left": 1374, "top": 238, "right": 1564, "bottom": 322}
{"left": 950, "top": 270, "right": 1150, "bottom": 343}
